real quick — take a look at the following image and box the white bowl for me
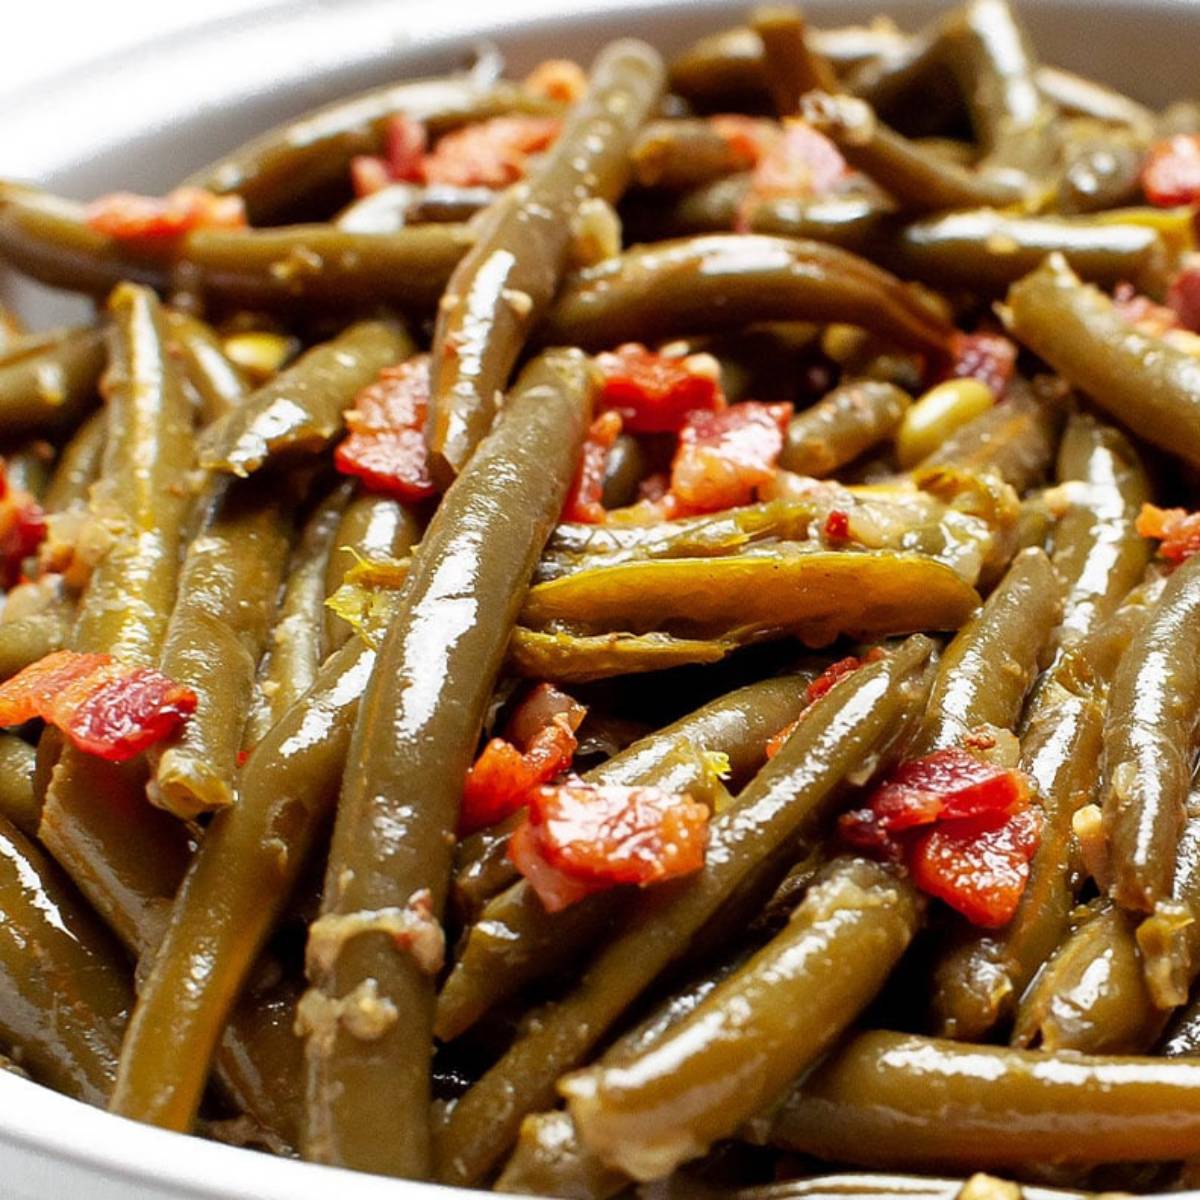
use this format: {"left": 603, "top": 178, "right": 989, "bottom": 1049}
{"left": 3, "top": 0, "right": 1200, "bottom": 1195}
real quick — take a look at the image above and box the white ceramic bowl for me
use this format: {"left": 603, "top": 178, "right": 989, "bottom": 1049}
{"left": 4, "top": 0, "right": 1200, "bottom": 1195}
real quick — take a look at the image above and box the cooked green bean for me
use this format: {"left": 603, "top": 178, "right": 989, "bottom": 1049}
{"left": 1006, "top": 254, "right": 1200, "bottom": 469}
{"left": 1012, "top": 900, "right": 1166, "bottom": 1054}
{"left": 1048, "top": 411, "right": 1151, "bottom": 649}
{"left": 303, "top": 349, "right": 592, "bottom": 1177}
{"left": 878, "top": 210, "right": 1170, "bottom": 295}
{"left": 164, "top": 311, "right": 250, "bottom": 425}
{"left": 436, "top": 638, "right": 933, "bottom": 1186}
{"left": 0, "top": 735, "right": 39, "bottom": 840}
{"left": 563, "top": 857, "right": 921, "bottom": 1180}
{"left": 1055, "top": 122, "right": 1146, "bottom": 215}
{"left": 187, "top": 78, "right": 559, "bottom": 223}
{"left": 666, "top": 27, "right": 773, "bottom": 112}
{"left": 543, "top": 235, "right": 954, "bottom": 355}
{"left": 762, "top": 1030, "right": 1200, "bottom": 1168}
{"left": 0, "top": 814, "right": 132, "bottom": 1106}
{"left": 800, "top": 92, "right": 1029, "bottom": 213}
{"left": 600, "top": 433, "right": 647, "bottom": 509}
{"left": 323, "top": 492, "right": 423, "bottom": 655}
{"left": 0, "top": 610, "right": 72, "bottom": 682}
{"left": 201, "top": 320, "right": 411, "bottom": 477}
{"left": 781, "top": 380, "right": 911, "bottom": 476}
{"left": 0, "top": 325, "right": 104, "bottom": 437}
{"left": 427, "top": 42, "right": 662, "bottom": 482}
{"left": 1100, "top": 553, "right": 1200, "bottom": 912}
{"left": 334, "top": 182, "right": 496, "bottom": 233}
{"left": 1035, "top": 65, "right": 1156, "bottom": 137}
{"left": 508, "top": 627, "right": 740, "bottom": 680}
{"left": 630, "top": 119, "right": 768, "bottom": 190}
{"left": 746, "top": 193, "right": 892, "bottom": 251}
{"left": 42, "top": 408, "right": 106, "bottom": 513}
{"left": 1136, "top": 788, "right": 1200, "bottom": 1008}
{"left": 752, "top": 6, "right": 838, "bottom": 116}
{"left": 147, "top": 477, "right": 291, "bottom": 818}
{"left": 435, "top": 741, "right": 737, "bottom": 1042}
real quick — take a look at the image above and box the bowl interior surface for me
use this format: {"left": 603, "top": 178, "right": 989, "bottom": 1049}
{"left": 2, "top": 0, "right": 1200, "bottom": 1196}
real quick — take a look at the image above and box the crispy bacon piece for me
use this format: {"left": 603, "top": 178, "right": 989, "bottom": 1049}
{"left": 946, "top": 331, "right": 1018, "bottom": 399}
{"left": 509, "top": 780, "right": 710, "bottom": 912}
{"left": 0, "top": 650, "right": 196, "bottom": 762}
{"left": 669, "top": 401, "right": 792, "bottom": 513}
{"left": 421, "top": 116, "right": 562, "bottom": 187}
{"left": 823, "top": 508, "right": 851, "bottom": 543}
{"left": 1168, "top": 263, "right": 1200, "bottom": 333}
{"left": 0, "top": 462, "right": 46, "bottom": 588}
{"left": 1142, "top": 134, "right": 1200, "bottom": 207}
{"left": 460, "top": 683, "right": 586, "bottom": 835}
{"left": 838, "top": 747, "right": 1038, "bottom": 927}
{"left": 596, "top": 344, "right": 725, "bottom": 434}
{"left": 523, "top": 59, "right": 588, "bottom": 103}
{"left": 334, "top": 355, "right": 436, "bottom": 501}
{"left": 563, "top": 412, "right": 623, "bottom": 525}
{"left": 709, "top": 115, "right": 779, "bottom": 169}
{"left": 1137, "top": 502, "right": 1200, "bottom": 564}
{"left": 85, "top": 187, "right": 247, "bottom": 239}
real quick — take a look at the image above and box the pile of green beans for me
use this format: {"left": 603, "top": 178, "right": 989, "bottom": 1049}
{"left": 5, "top": 3, "right": 1200, "bottom": 1196}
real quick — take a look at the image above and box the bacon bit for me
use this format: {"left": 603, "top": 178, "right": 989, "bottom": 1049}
{"left": 737, "top": 118, "right": 846, "bottom": 229}
{"left": 236, "top": 748, "right": 252, "bottom": 767}
{"left": 596, "top": 343, "right": 726, "bottom": 434}
{"left": 910, "top": 807, "right": 1041, "bottom": 929}
{"left": 384, "top": 113, "right": 428, "bottom": 182}
{"left": 563, "top": 412, "right": 623, "bottom": 525}
{"left": 85, "top": 187, "right": 247, "bottom": 240}
{"left": 709, "top": 115, "right": 778, "bottom": 168}
{"left": 1168, "top": 264, "right": 1200, "bottom": 333}
{"left": 1142, "top": 135, "right": 1200, "bottom": 207}
{"left": 0, "top": 463, "right": 45, "bottom": 588}
{"left": 524, "top": 59, "right": 588, "bottom": 103}
{"left": 945, "top": 332, "right": 1017, "bottom": 400}
{"left": 1137, "top": 502, "right": 1200, "bottom": 564}
{"left": 823, "top": 508, "right": 851, "bottom": 543}
{"left": 350, "top": 155, "right": 393, "bottom": 198}
{"left": 1112, "top": 282, "right": 1180, "bottom": 336}
{"left": 509, "top": 780, "right": 710, "bottom": 912}
{"left": 422, "top": 116, "right": 561, "bottom": 188}
{"left": 334, "top": 355, "right": 436, "bottom": 501}
{"left": 838, "top": 747, "right": 1038, "bottom": 928}
{"left": 0, "top": 650, "right": 196, "bottom": 762}
{"left": 460, "top": 683, "right": 586, "bottom": 835}
{"left": 669, "top": 401, "right": 792, "bottom": 514}
{"left": 764, "top": 652, "right": 882, "bottom": 759}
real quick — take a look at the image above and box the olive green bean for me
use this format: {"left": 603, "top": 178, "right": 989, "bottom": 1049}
{"left": 631, "top": 119, "right": 768, "bottom": 190}
{"left": 0, "top": 325, "right": 104, "bottom": 437}
{"left": 42, "top": 409, "right": 106, "bottom": 513}
{"left": 435, "top": 637, "right": 933, "bottom": 1186}
{"left": 746, "top": 194, "right": 892, "bottom": 251}
{"left": 1035, "top": 65, "right": 1156, "bottom": 138}
{"left": 0, "top": 735, "right": 39, "bottom": 840}
{"left": 164, "top": 311, "right": 249, "bottom": 425}
{"left": 781, "top": 380, "right": 910, "bottom": 476}
{"left": 334, "top": 182, "right": 496, "bottom": 233}
{"left": 752, "top": 5, "right": 838, "bottom": 116}
{"left": 303, "top": 349, "right": 592, "bottom": 1178}
{"left": 427, "top": 41, "right": 663, "bottom": 482}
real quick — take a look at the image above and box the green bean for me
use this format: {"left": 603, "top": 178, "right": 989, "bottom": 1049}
{"left": 147, "top": 478, "right": 292, "bottom": 818}
{"left": 761, "top": 1030, "right": 1200, "bottom": 1168}
{"left": 1100, "top": 553, "right": 1200, "bottom": 912}
{"left": 1015, "top": 491, "right": 1053, "bottom": 551}
{"left": 42, "top": 409, "right": 106, "bottom": 513}
{"left": 800, "top": 92, "right": 1029, "bottom": 213}
{"left": 323, "top": 492, "right": 423, "bottom": 655}
{"left": 1035, "top": 65, "right": 1156, "bottom": 139}
{"left": 1012, "top": 900, "right": 1166, "bottom": 1053}
{"left": 622, "top": 174, "right": 747, "bottom": 237}
{"left": 302, "top": 349, "right": 592, "bottom": 1178}
{"left": 930, "top": 691, "right": 1104, "bottom": 1040}
{"left": 0, "top": 610, "right": 72, "bottom": 682}
{"left": 1048, "top": 411, "right": 1151, "bottom": 650}
{"left": 913, "top": 548, "right": 1060, "bottom": 755}
{"left": 1055, "top": 122, "right": 1146, "bottom": 216}
{"left": 509, "top": 627, "right": 740, "bottom": 680}
{"left": 543, "top": 235, "right": 954, "bottom": 355}
{"left": 600, "top": 434, "right": 647, "bottom": 509}
{"left": 427, "top": 42, "right": 663, "bottom": 483}
{"left": 943, "top": 0, "right": 1056, "bottom": 177}
{"left": 3, "top": 439, "right": 54, "bottom": 499}
{"left": 435, "top": 637, "right": 933, "bottom": 1186}
{"left": 752, "top": 5, "right": 838, "bottom": 116}
{"left": 1005, "top": 255, "right": 1200, "bottom": 469}
{"left": 0, "top": 325, "right": 104, "bottom": 437}
{"left": 110, "top": 585, "right": 404, "bottom": 1134}
{"left": 435, "top": 741, "right": 735, "bottom": 1042}
{"left": 631, "top": 119, "right": 767, "bottom": 190}
{"left": 187, "top": 78, "right": 559, "bottom": 223}
{"left": 1136, "top": 788, "right": 1200, "bottom": 1008}
{"left": 562, "top": 857, "right": 921, "bottom": 1180}
{"left": 746, "top": 194, "right": 892, "bottom": 251}
{"left": 781, "top": 380, "right": 911, "bottom": 476}
{"left": 245, "top": 482, "right": 352, "bottom": 746}
{"left": 919, "top": 377, "right": 1064, "bottom": 495}
{"left": 0, "top": 735, "right": 39, "bottom": 839}
{"left": 451, "top": 811, "right": 526, "bottom": 924}
{"left": 666, "top": 27, "right": 772, "bottom": 112}
{"left": 334, "top": 182, "right": 496, "bottom": 233}
{"left": 522, "top": 546, "right": 978, "bottom": 651}
{"left": 200, "top": 320, "right": 411, "bottom": 477}
{"left": 164, "top": 311, "right": 249, "bottom": 425}
{"left": 0, "top": 814, "right": 132, "bottom": 1106}
{"left": 878, "top": 211, "right": 1169, "bottom": 295}
{"left": 1160, "top": 986, "right": 1200, "bottom": 1057}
